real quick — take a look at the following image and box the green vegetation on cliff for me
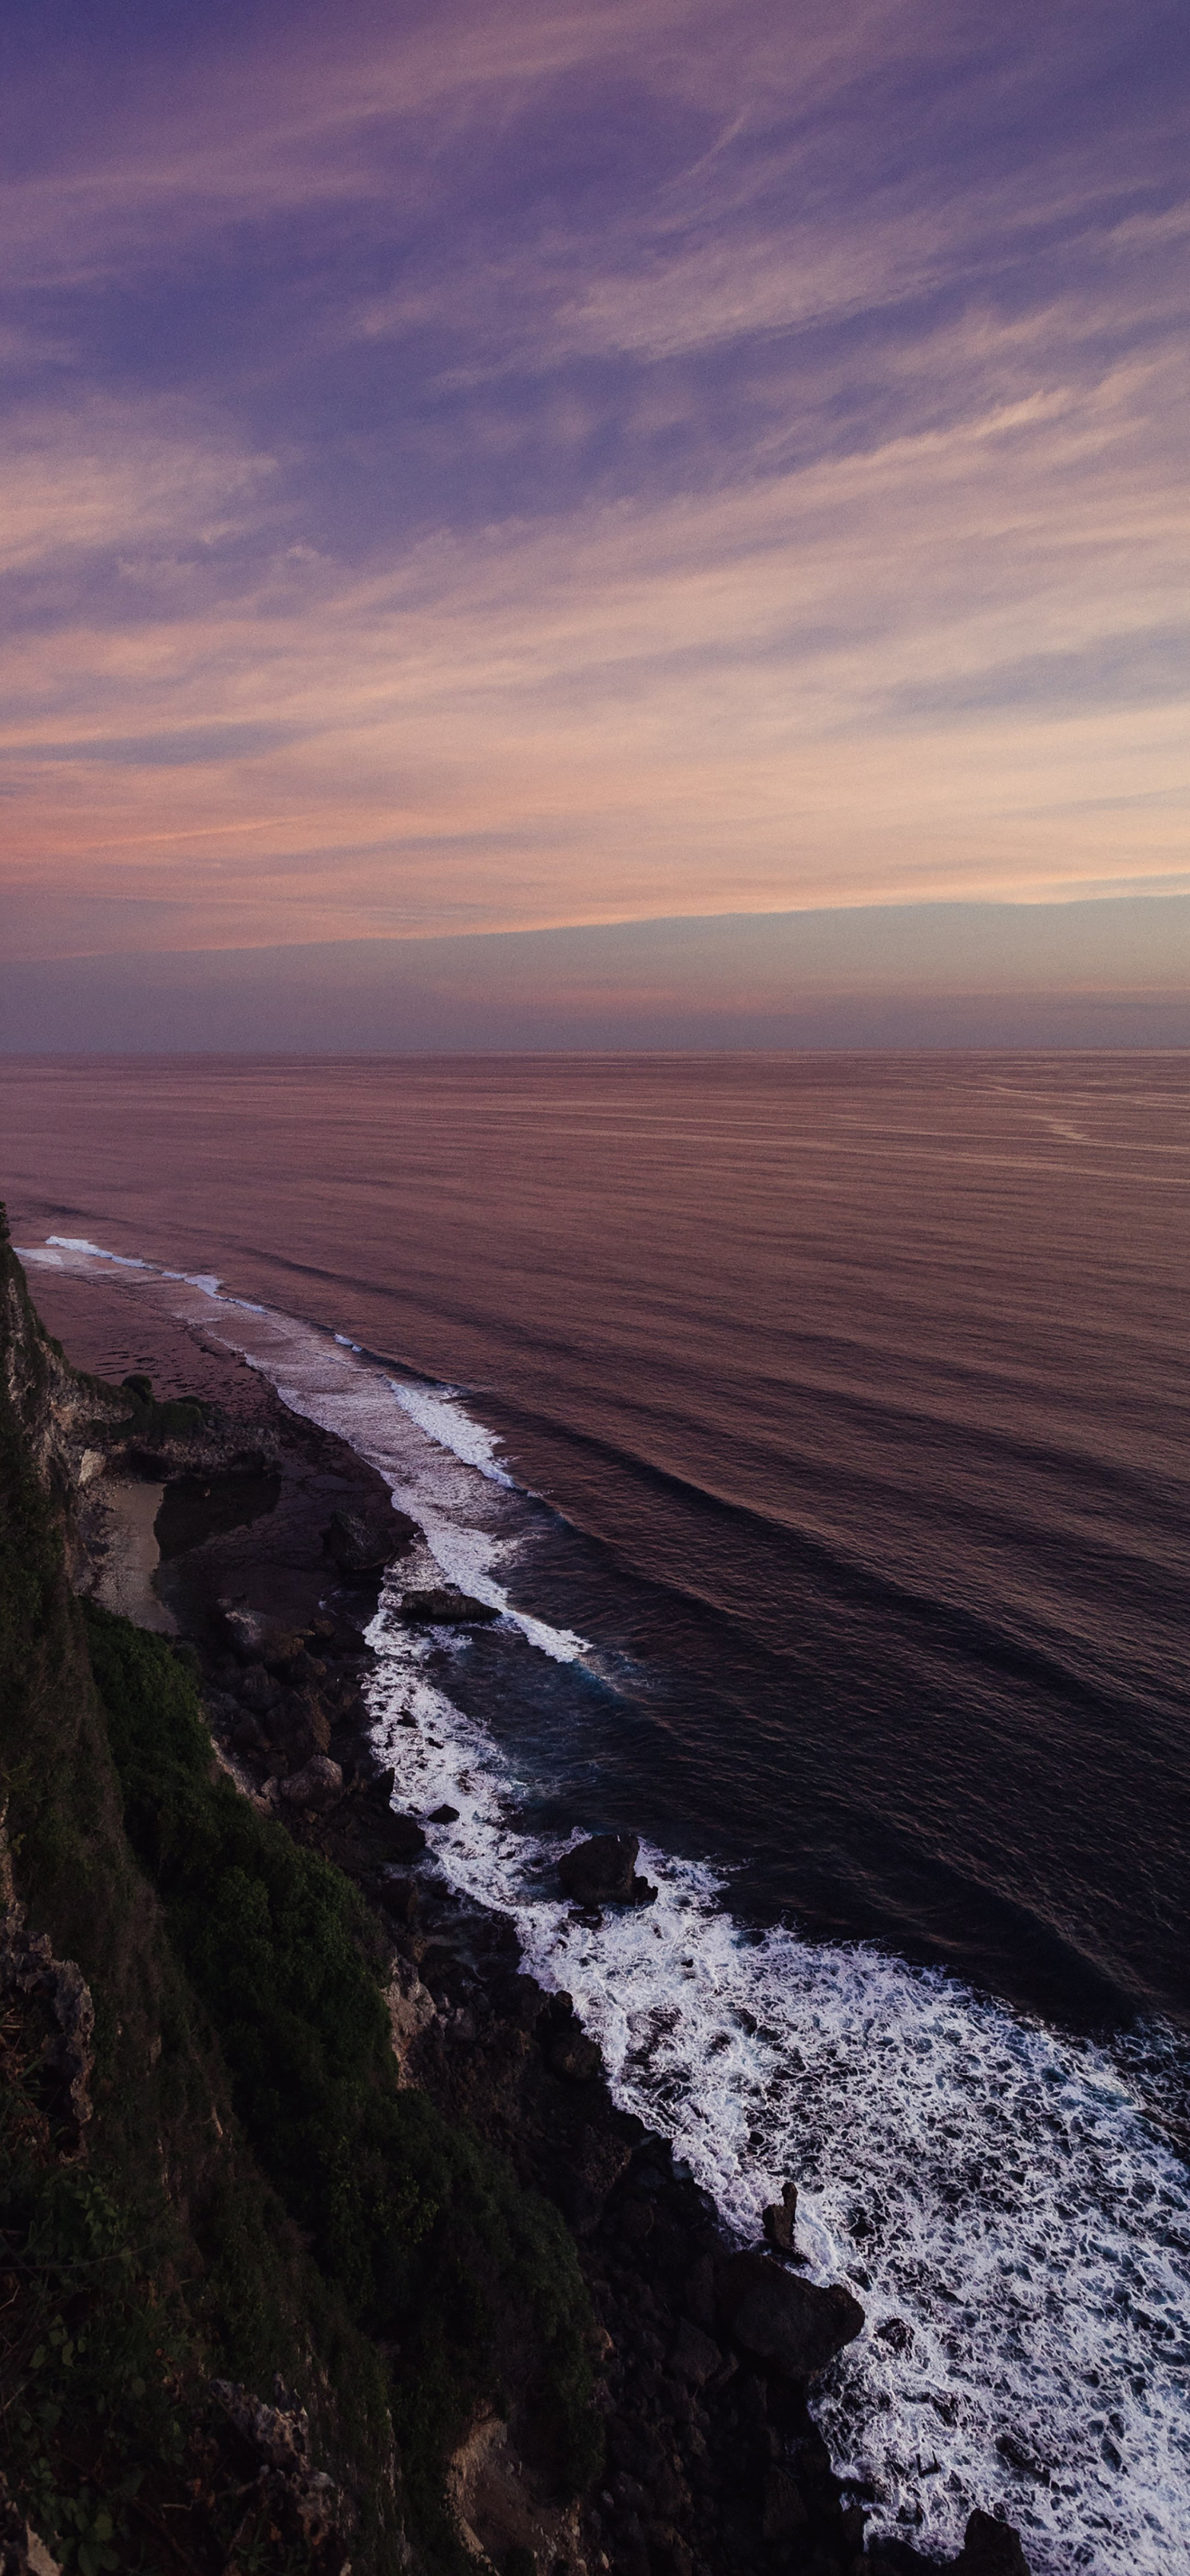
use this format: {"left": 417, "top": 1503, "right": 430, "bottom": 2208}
{"left": 0, "top": 1207, "right": 598, "bottom": 2575}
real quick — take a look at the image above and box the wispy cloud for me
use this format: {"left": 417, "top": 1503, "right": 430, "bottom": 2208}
{"left": 1, "top": 0, "right": 1187, "bottom": 975}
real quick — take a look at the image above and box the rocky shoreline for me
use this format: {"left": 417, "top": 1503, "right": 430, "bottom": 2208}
{"left": 28, "top": 1269, "right": 1030, "bottom": 2576}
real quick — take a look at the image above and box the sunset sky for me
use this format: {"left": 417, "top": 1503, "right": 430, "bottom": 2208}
{"left": 3, "top": 0, "right": 1188, "bottom": 1045}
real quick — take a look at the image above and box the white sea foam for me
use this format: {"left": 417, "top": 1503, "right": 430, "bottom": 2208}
{"left": 364, "top": 1608, "right": 1190, "bottom": 2573}
{"left": 24, "top": 1233, "right": 1190, "bottom": 2570}
{"left": 46, "top": 1234, "right": 150, "bottom": 1268}
{"left": 385, "top": 1377, "right": 515, "bottom": 1486}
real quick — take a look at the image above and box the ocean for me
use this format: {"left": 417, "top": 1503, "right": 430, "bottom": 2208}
{"left": 4, "top": 1050, "right": 1188, "bottom": 2571}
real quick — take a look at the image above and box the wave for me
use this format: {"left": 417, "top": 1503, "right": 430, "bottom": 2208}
{"left": 23, "top": 1234, "right": 1190, "bottom": 2571}
{"left": 365, "top": 1607, "right": 1190, "bottom": 2574}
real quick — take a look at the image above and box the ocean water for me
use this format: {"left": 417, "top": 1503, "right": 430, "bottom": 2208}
{"left": 4, "top": 1050, "right": 1189, "bottom": 2569}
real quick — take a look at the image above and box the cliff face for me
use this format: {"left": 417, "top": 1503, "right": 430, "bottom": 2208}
{"left": 0, "top": 1205, "right": 410, "bottom": 2574}
{"left": 0, "top": 1210, "right": 608, "bottom": 2576}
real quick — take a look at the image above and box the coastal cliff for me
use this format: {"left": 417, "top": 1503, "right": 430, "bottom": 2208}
{"left": 0, "top": 1208, "right": 1028, "bottom": 2576}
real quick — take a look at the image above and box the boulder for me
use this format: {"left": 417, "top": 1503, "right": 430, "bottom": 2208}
{"left": 280, "top": 1756, "right": 344, "bottom": 1812}
{"left": 377, "top": 1872, "right": 420, "bottom": 1926}
{"left": 547, "top": 2026, "right": 604, "bottom": 2082}
{"left": 761, "top": 2469, "right": 808, "bottom": 2542}
{"left": 397, "top": 1585, "right": 500, "bottom": 1624}
{"left": 324, "top": 1504, "right": 419, "bottom": 1576}
{"left": 382, "top": 1811, "right": 428, "bottom": 1863}
{"left": 232, "top": 1713, "right": 269, "bottom": 1758}
{"left": 218, "top": 1601, "right": 299, "bottom": 1664}
{"left": 954, "top": 2511, "right": 1030, "bottom": 2574}
{"left": 428, "top": 1802, "right": 460, "bottom": 1824}
{"left": 557, "top": 1832, "right": 658, "bottom": 1907}
{"left": 239, "top": 1663, "right": 281, "bottom": 1716}
{"left": 271, "top": 1691, "right": 332, "bottom": 1764}
{"left": 668, "top": 2319, "right": 724, "bottom": 2389}
{"left": 716, "top": 2252, "right": 864, "bottom": 2381}
{"left": 209, "top": 2382, "right": 354, "bottom": 2568}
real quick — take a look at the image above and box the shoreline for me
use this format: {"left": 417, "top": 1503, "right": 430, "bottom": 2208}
{"left": 30, "top": 1257, "right": 1031, "bottom": 2576}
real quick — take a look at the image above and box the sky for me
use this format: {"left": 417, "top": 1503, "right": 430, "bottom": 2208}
{"left": 2, "top": 0, "right": 1188, "bottom": 1047}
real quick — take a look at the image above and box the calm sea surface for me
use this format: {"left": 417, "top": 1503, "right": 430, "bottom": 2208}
{"left": 4, "top": 1051, "right": 1189, "bottom": 2570}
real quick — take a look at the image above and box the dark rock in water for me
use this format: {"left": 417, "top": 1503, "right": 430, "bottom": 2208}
{"left": 428, "top": 1802, "right": 460, "bottom": 1824}
{"left": 557, "top": 1832, "right": 658, "bottom": 1907}
{"left": 953, "top": 2510, "right": 1030, "bottom": 2574}
{"left": 997, "top": 2433, "right": 1048, "bottom": 2485}
{"left": 716, "top": 2252, "right": 864, "bottom": 2381}
{"left": 762, "top": 2178, "right": 799, "bottom": 2253}
{"left": 324, "top": 1503, "right": 419, "bottom": 1575}
{"left": 397, "top": 1585, "right": 500, "bottom": 1625}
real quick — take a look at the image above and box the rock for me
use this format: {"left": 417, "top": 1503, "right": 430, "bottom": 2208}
{"left": 0, "top": 2468, "right": 63, "bottom": 2576}
{"left": 716, "top": 2252, "right": 864, "bottom": 2381}
{"left": 428, "top": 1802, "right": 460, "bottom": 1823}
{"left": 217, "top": 1601, "right": 298, "bottom": 1663}
{"left": 0, "top": 1847, "right": 94, "bottom": 2143}
{"left": 231, "top": 1713, "right": 269, "bottom": 1757}
{"left": 279, "top": 1756, "right": 344, "bottom": 1811}
{"left": 762, "top": 2178, "right": 799, "bottom": 2253}
{"left": 397, "top": 1585, "right": 500, "bottom": 1624}
{"left": 239, "top": 1663, "right": 280, "bottom": 1715}
{"left": 382, "top": 1811, "right": 428, "bottom": 1861}
{"left": 997, "top": 2434, "right": 1048, "bottom": 2485}
{"left": 385, "top": 1959, "right": 436, "bottom": 2069}
{"left": 547, "top": 2026, "right": 604, "bottom": 2082}
{"left": 954, "top": 2510, "right": 1031, "bottom": 2574}
{"left": 557, "top": 1832, "right": 657, "bottom": 1907}
{"left": 323, "top": 1502, "right": 419, "bottom": 1575}
{"left": 668, "top": 2318, "right": 724, "bottom": 2388}
{"left": 273, "top": 1646, "right": 326, "bottom": 1687}
{"left": 760, "top": 2468, "right": 808, "bottom": 2541}
{"left": 271, "top": 1690, "right": 331, "bottom": 1762}
{"left": 554, "top": 2123, "right": 634, "bottom": 2232}
{"left": 209, "top": 2380, "right": 354, "bottom": 2569}
{"left": 377, "top": 1871, "right": 419, "bottom": 1924}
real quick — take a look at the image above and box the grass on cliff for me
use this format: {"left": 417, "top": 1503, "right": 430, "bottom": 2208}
{"left": 0, "top": 1213, "right": 400, "bottom": 2569}
{"left": 0, "top": 1208, "right": 598, "bottom": 2570}
{"left": 85, "top": 1604, "right": 602, "bottom": 2548}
